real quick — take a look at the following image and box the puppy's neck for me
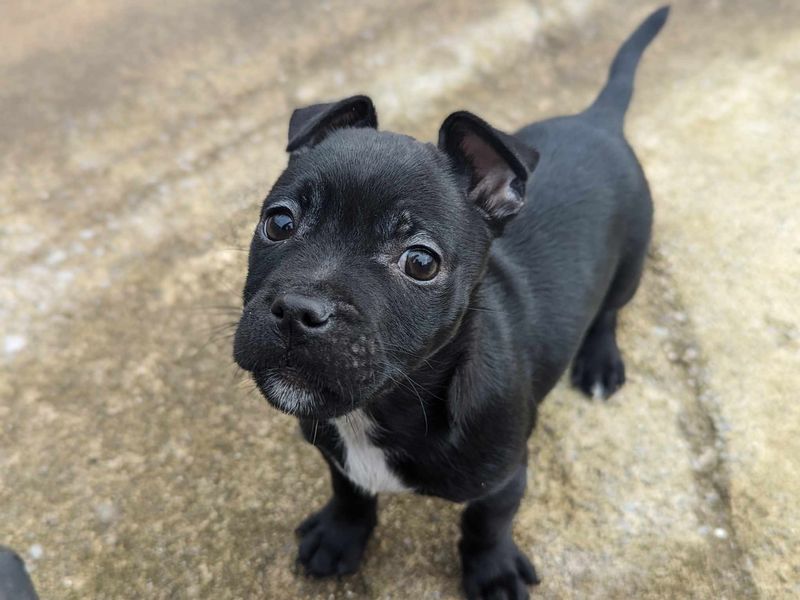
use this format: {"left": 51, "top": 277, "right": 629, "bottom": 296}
{"left": 371, "top": 301, "right": 486, "bottom": 433}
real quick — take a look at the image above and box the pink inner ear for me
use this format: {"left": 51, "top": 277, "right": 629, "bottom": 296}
{"left": 460, "top": 132, "right": 508, "bottom": 181}
{"left": 458, "top": 128, "right": 522, "bottom": 221}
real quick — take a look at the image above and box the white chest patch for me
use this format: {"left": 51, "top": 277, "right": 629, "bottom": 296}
{"left": 332, "top": 409, "right": 411, "bottom": 494}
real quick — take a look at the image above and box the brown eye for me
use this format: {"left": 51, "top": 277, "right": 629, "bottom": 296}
{"left": 262, "top": 210, "right": 295, "bottom": 241}
{"left": 401, "top": 247, "right": 440, "bottom": 281}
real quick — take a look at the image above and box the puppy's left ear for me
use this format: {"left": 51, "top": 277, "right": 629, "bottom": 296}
{"left": 287, "top": 95, "right": 378, "bottom": 153}
{"left": 439, "top": 112, "right": 539, "bottom": 230}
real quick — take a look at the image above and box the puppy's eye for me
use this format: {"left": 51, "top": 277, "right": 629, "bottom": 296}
{"left": 400, "top": 247, "right": 440, "bottom": 281}
{"left": 262, "top": 210, "right": 295, "bottom": 241}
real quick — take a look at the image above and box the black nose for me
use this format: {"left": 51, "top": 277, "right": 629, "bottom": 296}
{"left": 270, "top": 293, "right": 332, "bottom": 332}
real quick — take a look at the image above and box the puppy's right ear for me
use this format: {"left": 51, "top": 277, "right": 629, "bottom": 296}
{"left": 286, "top": 95, "right": 378, "bottom": 153}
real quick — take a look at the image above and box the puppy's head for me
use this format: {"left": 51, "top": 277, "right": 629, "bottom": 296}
{"left": 234, "top": 96, "right": 538, "bottom": 418}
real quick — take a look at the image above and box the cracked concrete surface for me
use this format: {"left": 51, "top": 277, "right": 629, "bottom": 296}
{"left": 1, "top": 0, "right": 799, "bottom": 598}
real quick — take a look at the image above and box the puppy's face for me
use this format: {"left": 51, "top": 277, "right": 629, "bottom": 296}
{"left": 234, "top": 97, "right": 537, "bottom": 418}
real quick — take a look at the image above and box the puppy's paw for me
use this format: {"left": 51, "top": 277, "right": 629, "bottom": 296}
{"left": 460, "top": 539, "right": 539, "bottom": 600}
{"left": 295, "top": 501, "right": 376, "bottom": 578}
{"left": 570, "top": 337, "right": 626, "bottom": 400}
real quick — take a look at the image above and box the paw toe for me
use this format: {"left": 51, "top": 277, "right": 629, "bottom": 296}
{"left": 462, "top": 542, "right": 537, "bottom": 600}
{"left": 515, "top": 552, "right": 539, "bottom": 585}
{"left": 571, "top": 347, "right": 626, "bottom": 400}
{"left": 297, "top": 529, "right": 321, "bottom": 563}
{"left": 307, "top": 546, "right": 335, "bottom": 577}
{"left": 295, "top": 504, "right": 374, "bottom": 579}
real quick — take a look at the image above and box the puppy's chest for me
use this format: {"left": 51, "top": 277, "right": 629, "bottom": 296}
{"left": 331, "top": 410, "right": 411, "bottom": 494}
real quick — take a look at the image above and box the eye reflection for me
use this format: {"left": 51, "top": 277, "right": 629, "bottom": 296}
{"left": 401, "top": 247, "right": 440, "bottom": 281}
{"left": 263, "top": 210, "right": 295, "bottom": 241}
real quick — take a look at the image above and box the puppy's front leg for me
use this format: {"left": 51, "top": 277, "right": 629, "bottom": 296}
{"left": 459, "top": 463, "right": 539, "bottom": 600}
{"left": 296, "top": 456, "right": 377, "bottom": 577}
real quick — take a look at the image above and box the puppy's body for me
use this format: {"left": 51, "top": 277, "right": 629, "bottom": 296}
{"left": 300, "top": 116, "right": 651, "bottom": 501}
{"left": 235, "top": 7, "right": 668, "bottom": 599}
{"left": 301, "top": 19, "right": 657, "bottom": 503}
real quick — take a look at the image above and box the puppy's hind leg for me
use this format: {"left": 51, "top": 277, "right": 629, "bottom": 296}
{"left": 570, "top": 308, "right": 626, "bottom": 399}
{"left": 571, "top": 249, "right": 646, "bottom": 400}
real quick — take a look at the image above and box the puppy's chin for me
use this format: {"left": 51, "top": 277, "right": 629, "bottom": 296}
{"left": 252, "top": 369, "right": 358, "bottom": 419}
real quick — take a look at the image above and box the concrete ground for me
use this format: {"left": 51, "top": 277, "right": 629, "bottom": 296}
{"left": 1, "top": 0, "right": 798, "bottom": 598}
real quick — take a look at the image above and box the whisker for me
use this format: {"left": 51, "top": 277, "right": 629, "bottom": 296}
{"left": 377, "top": 362, "right": 429, "bottom": 436}
{"left": 221, "top": 245, "right": 250, "bottom": 254}
{"left": 380, "top": 343, "right": 440, "bottom": 370}
{"left": 189, "top": 321, "right": 239, "bottom": 358}
{"left": 377, "top": 359, "right": 446, "bottom": 403}
{"left": 399, "top": 370, "right": 429, "bottom": 436}
{"left": 196, "top": 321, "right": 238, "bottom": 335}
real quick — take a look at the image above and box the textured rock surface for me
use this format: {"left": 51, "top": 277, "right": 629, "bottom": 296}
{"left": 1, "top": 0, "right": 798, "bottom": 598}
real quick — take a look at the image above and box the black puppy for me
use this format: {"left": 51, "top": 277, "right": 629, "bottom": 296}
{"left": 234, "top": 7, "right": 669, "bottom": 599}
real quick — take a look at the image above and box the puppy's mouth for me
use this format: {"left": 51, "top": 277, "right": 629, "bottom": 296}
{"left": 251, "top": 367, "right": 356, "bottom": 419}
{"left": 234, "top": 308, "right": 392, "bottom": 418}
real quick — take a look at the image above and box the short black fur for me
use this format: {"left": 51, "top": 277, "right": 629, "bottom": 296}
{"left": 234, "top": 7, "right": 669, "bottom": 599}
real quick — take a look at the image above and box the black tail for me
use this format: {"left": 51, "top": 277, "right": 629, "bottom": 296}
{"left": 584, "top": 5, "right": 670, "bottom": 129}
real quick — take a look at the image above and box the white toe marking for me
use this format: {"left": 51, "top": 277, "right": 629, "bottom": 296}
{"left": 591, "top": 382, "right": 605, "bottom": 400}
{"left": 333, "top": 409, "right": 410, "bottom": 494}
